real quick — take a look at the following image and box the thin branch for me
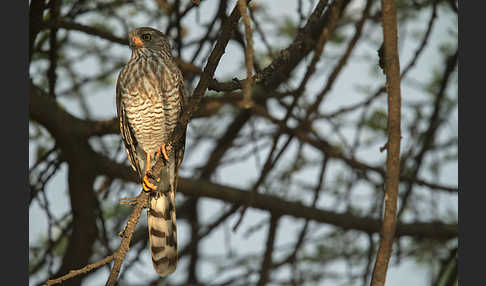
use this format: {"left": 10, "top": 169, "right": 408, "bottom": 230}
{"left": 400, "top": 0, "right": 437, "bottom": 78}
{"left": 47, "top": 0, "right": 60, "bottom": 98}
{"left": 29, "top": 0, "right": 47, "bottom": 63}
{"left": 305, "top": 0, "right": 371, "bottom": 122}
{"left": 237, "top": 0, "right": 255, "bottom": 108}
{"left": 370, "top": 0, "right": 402, "bottom": 284}
{"left": 42, "top": 19, "right": 128, "bottom": 45}
{"left": 44, "top": 255, "right": 113, "bottom": 286}
{"left": 231, "top": 131, "right": 293, "bottom": 232}
{"left": 397, "top": 48, "right": 458, "bottom": 219}
{"left": 165, "top": 1, "right": 244, "bottom": 158}
{"left": 43, "top": 255, "right": 114, "bottom": 286}
{"left": 105, "top": 191, "right": 149, "bottom": 286}
{"left": 250, "top": 104, "right": 457, "bottom": 193}
{"left": 296, "top": 0, "right": 344, "bottom": 106}
{"left": 206, "top": 0, "right": 335, "bottom": 93}
{"left": 257, "top": 214, "right": 280, "bottom": 286}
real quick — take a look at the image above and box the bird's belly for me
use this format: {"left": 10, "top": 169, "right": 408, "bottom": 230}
{"left": 125, "top": 98, "right": 167, "bottom": 155}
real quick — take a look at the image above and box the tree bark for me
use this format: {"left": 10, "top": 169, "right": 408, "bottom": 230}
{"left": 370, "top": 0, "right": 402, "bottom": 285}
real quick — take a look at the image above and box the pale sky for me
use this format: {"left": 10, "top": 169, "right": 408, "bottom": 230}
{"left": 29, "top": 1, "right": 457, "bottom": 285}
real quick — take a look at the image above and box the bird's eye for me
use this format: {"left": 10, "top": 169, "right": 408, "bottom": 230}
{"left": 142, "top": 33, "right": 151, "bottom": 41}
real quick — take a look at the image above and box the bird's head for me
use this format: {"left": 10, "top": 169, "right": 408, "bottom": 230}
{"left": 128, "top": 27, "right": 172, "bottom": 54}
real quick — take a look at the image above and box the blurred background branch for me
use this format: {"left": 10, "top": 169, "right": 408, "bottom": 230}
{"left": 29, "top": 0, "right": 458, "bottom": 285}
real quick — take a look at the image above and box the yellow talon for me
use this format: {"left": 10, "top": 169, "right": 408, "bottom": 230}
{"left": 143, "top": 175, "right": 157, "bottom": 191}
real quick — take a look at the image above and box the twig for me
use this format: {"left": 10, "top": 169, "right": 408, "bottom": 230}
{"left": 297, "top": 0, "right": 344, "bottom": 104}
{"left": 42, "top": 19, "right": 128, "bottom": 45}
{"left": 361, "top": 234, "right": 376, "bottom": 286}
{"left": 206, "top": 0, "right": 332, "bottom": 93}
{"left": 249, "top": 7, "right": 274, "bottom": 59}
{"left": 179, "top": 204, "right": 240, "bottom": 258}
{"left": 30, "top": 218, "right": 73, "bottom": 278}
{"left": 248, "top": 104, "right": 457, "bottom": 193}
{"left": 396, "top": 49, "right": 458, "bottom": 218}
{"left": 105, "top": 190, "right": 149, "bottom": 286}
{"left": 237, "top": 0, "right": 255, "bottom": 108}
{"left": 231, "top": 0, "right": 344, "bottom": 231}
{"left": 369, "top": 0, "right": 402, "bottom": 285}
{"left": 257, "top": 214, "right": 280, "bottom": 286}
{"left": 43, "top": 255, "right": 114, "bottom": 286}
{"left": 167, "top": 1, "right": 244, "bottom": 155}
{"left": 400, "top": 0, "right": 437, "bottom": 79}
{"left": 232, "top": 133, "right": 293, "bottom": 232}
{"left": 29, "top": 0, "right": 47, "bottom": 63}
{"left": 41, "top": 188, "right": 148, "bottom": 286}
{"left": 47, "top": 0, "right": 60, "bottom": 98}
{"left": 305, "top": 0, "right": 371, "bottom": 122}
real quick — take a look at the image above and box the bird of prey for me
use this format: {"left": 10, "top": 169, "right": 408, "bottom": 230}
{"left": 116, "top": 27, "right": 186, "bottom": 277}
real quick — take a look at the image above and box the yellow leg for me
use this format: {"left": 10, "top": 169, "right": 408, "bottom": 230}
{"left": 142, "top": 152, "right": 157, "bottom": 191}
{"left": 145, "top": 152, "right": 151, "bottom": 173}
{"left": 156, "top": 144, "right": 170, "bottom": 161}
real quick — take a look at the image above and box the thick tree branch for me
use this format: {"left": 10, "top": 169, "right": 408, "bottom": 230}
{"left": 178, "top": 178, "right": 456, "bottom": 240}
{"left": 30, "top": 81, "right": 100, "bottom": 286}
{"left": 57, "top": 142, "right": 455, "bottom": 242}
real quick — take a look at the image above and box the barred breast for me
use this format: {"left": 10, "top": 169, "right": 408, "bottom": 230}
{"left": 118, "top": 56, "right": 182, "bottom": 155}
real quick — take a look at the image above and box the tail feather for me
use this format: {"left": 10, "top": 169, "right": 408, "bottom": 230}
{"left": 147, "top": 157, "right": 178, "bottom": 276}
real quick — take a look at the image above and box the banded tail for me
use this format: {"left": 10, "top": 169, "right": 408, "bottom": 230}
{"left": 147, "top": 153, "right": 178, "bottom": 276}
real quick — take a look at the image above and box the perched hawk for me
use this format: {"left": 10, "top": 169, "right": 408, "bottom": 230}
{"left": 116, "top": 27, "right": 186, "bottom": 277}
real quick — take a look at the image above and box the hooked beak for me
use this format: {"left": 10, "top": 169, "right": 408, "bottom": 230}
{"left": 130, "top": 36, "right": 144, "bottom": 48}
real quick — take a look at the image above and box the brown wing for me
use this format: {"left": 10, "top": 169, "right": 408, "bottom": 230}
{"left": 173, "top": 74, "right": 187, "bottom": 191}
{"left": 116, "top": 72, "right": 143, "bottom": 179}
{"left": 176, "top": 71, "right": 187, "bottom": 166}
